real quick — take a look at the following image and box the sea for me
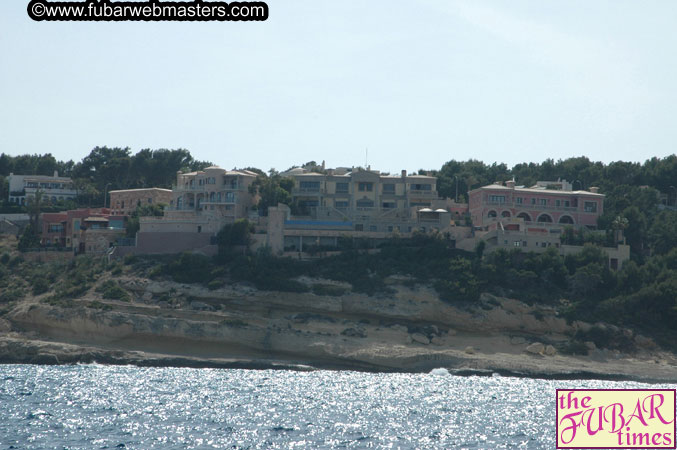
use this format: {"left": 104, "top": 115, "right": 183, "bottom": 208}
{"left": 0, "top": 364, "right": 670, "bottom": 449}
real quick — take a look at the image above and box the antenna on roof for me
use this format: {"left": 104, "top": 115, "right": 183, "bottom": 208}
{"left": 365, "top": 147, "right": 368, "bottom": 168}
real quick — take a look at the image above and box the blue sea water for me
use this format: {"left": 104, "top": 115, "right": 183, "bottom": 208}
{"left": 0, "top": 364, "right": 667, "bottom": 449}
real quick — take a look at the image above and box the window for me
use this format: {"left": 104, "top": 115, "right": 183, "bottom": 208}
{"left": 197, "top": 226, "right": 202, "bottom": 233}
{"left": 382, "top": 202, "right": 396, "bottom": 209}
{"left": 412, "top": 184, "right": 432, "bottom": 191}
{"left": 387, "top": 226, "right": 393, "bottom": 232}
{"left": 335, "top": 200, "right": 349, "bottom": 208}
{"left": 540, "top": 199, "right": 547, "bottom": 206}
{"left": 355, "top": 224, "right": 364, "bottom": 231}
{"left": 489, "top": 195, "right": 506, "bottom": 204}
{"left": 48, "top": 224, "right": 64, "bottom": 233}
{"left": 516, "top": 197, "right": 523, "bottom": 204}
{"left": 358, "top": 182, "right": 373, "bottom": 192}
{"left": 555, "top": 200, "right": 561, "bottom": 207}
{"left": 225, "top": 192, "right": 235, "bottom": 202}
{"left": 148, "top": 198, "right": 152, "bottom": 204}
{"left": 336, "top": 182, "right": 349, "bottom": 193}
{"left": 564, "top": 200, "right": 570, "bottom": 207}
{"left": 531, "top": 198, "right": 536, "bottom": 205}
{"left": 584, "top": 201, "right": 597, "bottom": 213}
{"left": 356, "top": 199, "right": 374, "bottom": 208}
{"left": 369, "top": 225, "right": 377, "bottom": 232}
{"left": 383, "top": 184, "right": 395, "bottom": 194}
{"left": 514, "top": 241, "right": 521, "bottom": 247}
{"left": 300, "top": 181, "right": 320, "bottom": 191}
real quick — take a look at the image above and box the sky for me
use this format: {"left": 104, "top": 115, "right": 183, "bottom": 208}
{"left": 1, "top": 0, "right": 676, "bottom": 174}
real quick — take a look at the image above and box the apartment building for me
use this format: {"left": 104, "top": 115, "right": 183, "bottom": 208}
{"left": 462, "top": 180, "right": 629, "bottom": 269}
{"left": 265, "top": 167, "right": 465, "bottom": 254}
{"left": 40, "top": 208, "right": 126, "bottom": 253}
{"left": 7, "top": 171, "right": 77, "bottom": 205}
{"left": 285, "top": 167, "right": 439, "bottom": 216}
{"left": 468, "top": 180, "right": 604, "bottom": 228}
{"left": 109, "top": 188, "right": 172, "bottom": 216}
{"left": 132, "top": 166, "right": 258, "bottom": 254}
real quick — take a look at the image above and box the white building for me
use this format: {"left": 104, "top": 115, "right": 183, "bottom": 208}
{"left": 7, "top": 171, "right": 77, "bottom": 205}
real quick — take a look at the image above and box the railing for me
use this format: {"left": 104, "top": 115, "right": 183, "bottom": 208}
{"left": 488, "top": 201, "right": 579, "bottom": 212}
{"left": 408, "top": 189, "right": 437, "bottom": 196}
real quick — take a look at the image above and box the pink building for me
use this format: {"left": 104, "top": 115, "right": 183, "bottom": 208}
{"left": 468, "top": 180, "right": 604, "bottom": 229}
{"left": 40, "top": 208, "right": 126, "bottom": 252}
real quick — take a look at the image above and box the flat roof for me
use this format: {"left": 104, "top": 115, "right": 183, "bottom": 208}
{"left": 471, "top": 184, "right": 604, "bottom": 197}
{"left": 109, "top": 188, "right": 172, "bottom": 193}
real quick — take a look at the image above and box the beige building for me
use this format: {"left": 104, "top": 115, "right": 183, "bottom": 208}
{"left": 264, "top": 167, "right": 461, "bottom": 254}
{"left": 138, "top": 166, "right": 257, "bottom": 237}
{"left": 109, "top": 188, "right": 173, "bottom": 216}
{"left": 284, "top": 167, "right": 439, "bottom": 217}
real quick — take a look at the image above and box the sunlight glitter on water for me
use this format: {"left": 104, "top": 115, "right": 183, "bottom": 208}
{"left": 0, "top": 365, "right": 666, "bottom": 449}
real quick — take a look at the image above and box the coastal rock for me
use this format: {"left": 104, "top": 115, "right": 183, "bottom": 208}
{"left": 635, "top": 335, "right": 657, "bottom": 349}
{"left": 0, "top": 318, "right": 11, "bottom": 333}
{"left": 585, "top": 341, "right": 597, "bottom": 351}
{"left": 525, "top": 342, "right": 545, "bottom": 355}
{"left": 389, "top": 324, "right": 408, "bottom": 333}
{"left": 411, "top": 333, "right": 430, "bottom": 345}
{"left": 190, "top": 301, "right": 213, "bottom": 311}
{"left": 341, "top": 328, "right": 367, "bottom": 338}
{"left": 572, "top": 321, "right": 592, "bottom": 333}
{"left": 431, "top": 336, "right": 445, "bottom": 346}
{"left": 464, "top": 346, "right": 475, "bottom": 354}
{"left": 510, "top": 336, "right": 526, "bottom": 345}
{"left": 544, "top": 345, "right": 557, "bottom": 356}
{"left": 447, "top": 328, "right": 457, "bottom": 336}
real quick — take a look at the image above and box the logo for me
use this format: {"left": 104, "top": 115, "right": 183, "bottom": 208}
{"left": 556, "top": 389, "right": 676, "bottom": 448}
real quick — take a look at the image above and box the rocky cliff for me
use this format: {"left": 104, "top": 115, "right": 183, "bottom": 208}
{"left": 2, "top": 275, "right": 676, "bottom": 382}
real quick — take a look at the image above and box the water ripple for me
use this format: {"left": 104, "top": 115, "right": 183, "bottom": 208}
{"left": 0, "top": 365, "right": 665, "bottom": 449}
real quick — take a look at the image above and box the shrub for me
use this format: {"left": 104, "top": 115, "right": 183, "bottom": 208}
{"left": 32, "top": 278, "right": 50, "bottom": 295}
{"left": 207, "top": 279, "right": 225, "bottom": 290}
{"left": 96, "top": 280, "right": 130, "bottom": 302}
{"left": 312, "top": 283, "right": 347, "bottom": 296}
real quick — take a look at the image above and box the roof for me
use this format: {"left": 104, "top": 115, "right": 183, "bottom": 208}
{"left": 471, "top": 184, "right": 604, "bottom": 197}
{"left": 109, "top": 188, "right": 172, "bottom": 193}
{"left": 84, "top": 216, "right": 109, "bottom": 222}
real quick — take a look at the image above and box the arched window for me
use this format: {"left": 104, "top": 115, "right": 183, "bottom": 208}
{"left": 501, "top": 211, "right": 511, "bottom": 218}
{"left": 558, "top": 215, "right": 574, "bottom": 224}
{"left": 537, "top": 214, "right": 553, "bottom": 223}
{"left": 517, "top": 212, "right": 531, "bottom": 222}
{"left": 487, "top": 210, "right": 497, "bottom": 218}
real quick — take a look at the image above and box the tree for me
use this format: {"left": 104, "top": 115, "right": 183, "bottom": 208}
{"left": 249, "top": 172, "right": 294, "bottom": 216}
{"left": 648, "top": 211, "right": 677, "bottom": 255}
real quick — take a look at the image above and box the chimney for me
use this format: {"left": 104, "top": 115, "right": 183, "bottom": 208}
{"left": 401, "top": 170, "right": 407, "bottom": 179}
{"left": 54, "top": 170, "right": 58, "bottom": 177}
{"left": 506, "top": 180, "right": 515, "bottom": 189}
{"left": 589, "top": 187, "right": 599, "bottom": 193}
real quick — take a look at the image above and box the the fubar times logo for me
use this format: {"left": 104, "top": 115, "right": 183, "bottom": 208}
{"left": 556, "top": 389, "right": 676, "bottom": 448}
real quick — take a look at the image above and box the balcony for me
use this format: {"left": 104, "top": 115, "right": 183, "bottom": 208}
{"left": 408, "top": 189, "right": 437, "bottom": 196}
{"left": 490, "top": 201, "right": 579, "bottom": 212}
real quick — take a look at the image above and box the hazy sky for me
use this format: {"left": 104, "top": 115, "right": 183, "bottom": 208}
{"left": 1, "top": 0, "right": 676, "bottom": 173}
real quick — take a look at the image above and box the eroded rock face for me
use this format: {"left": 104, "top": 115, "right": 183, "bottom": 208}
{"left": 4, "top": 277, "right": 616, "bottom": 373}
{"left": 410, "top": 333, "right": 430, "bottom": 345}
{"left": 525, "top": 342, "right": 545, "bottom": 355}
